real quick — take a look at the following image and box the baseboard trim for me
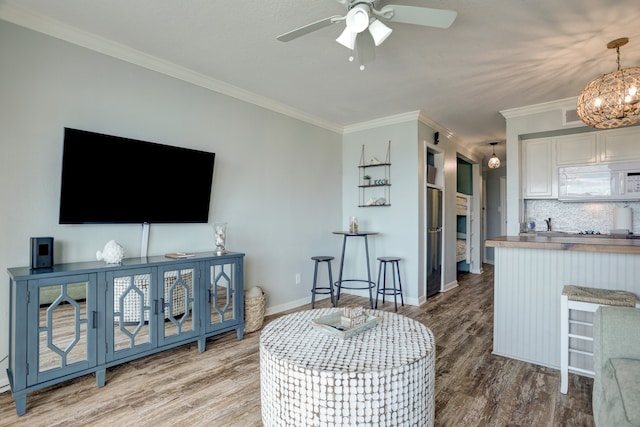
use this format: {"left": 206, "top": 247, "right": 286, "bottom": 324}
{"left": 442, "top": 280, "right": 459, "bottom": 292}
{"left": 264, "top": 289, "right": 420, "bottom": 316}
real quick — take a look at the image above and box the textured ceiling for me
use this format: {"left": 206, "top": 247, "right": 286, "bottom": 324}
{"left": 2, "top": 0, "right": 640, "bottom": 160}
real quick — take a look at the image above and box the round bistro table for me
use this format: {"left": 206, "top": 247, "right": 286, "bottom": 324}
{"left": 332, "top": 231, "right": 379, "bottom": 308}
{"left": 259, "top": 308, "right": 436, "bottom": 427}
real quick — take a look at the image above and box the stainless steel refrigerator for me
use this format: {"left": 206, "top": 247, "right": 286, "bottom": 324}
{"left": 426, "top": 187, "right": 442, "bottom": 297}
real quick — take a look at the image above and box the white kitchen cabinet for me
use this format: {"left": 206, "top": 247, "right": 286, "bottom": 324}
{"left": 523, "top": 127, "right": 640, "bottom": 200}
{"left": 599, "top": 127, "right": 640, "bottom": 163}
{"left": 523, "top": 138, "right": 556, "bottom": 198}
{"left": 556, "top": 133, "right": 597, "bottom": 165}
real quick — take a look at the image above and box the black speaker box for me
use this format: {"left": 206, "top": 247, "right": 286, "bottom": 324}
{"left": 31, "top": 237, "right": 54, "bottom": 269}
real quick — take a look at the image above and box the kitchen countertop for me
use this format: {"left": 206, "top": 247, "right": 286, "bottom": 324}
{"left": 485, "top": 235, "right": 640, "bottom": 255}
{"left": 521, "top": 231, "right": 639, "bottom": 239}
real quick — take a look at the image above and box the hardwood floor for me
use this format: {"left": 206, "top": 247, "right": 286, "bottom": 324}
{"left": 0, "top": 264, "right": 594, "bottom": 426}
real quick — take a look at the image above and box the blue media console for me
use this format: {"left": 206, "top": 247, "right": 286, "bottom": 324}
{"left": 7, "top": 251, "right": 244, "bottom": 415}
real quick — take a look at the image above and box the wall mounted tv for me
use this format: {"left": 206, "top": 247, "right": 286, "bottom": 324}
{"left": 59, "top": 128, "right": 215, "bottom": 224}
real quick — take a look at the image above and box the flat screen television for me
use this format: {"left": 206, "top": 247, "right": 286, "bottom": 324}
{"left": 59, "top": 128, "right": 215, "bottom": 224}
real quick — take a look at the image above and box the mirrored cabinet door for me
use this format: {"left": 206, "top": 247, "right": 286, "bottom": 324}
{"left": 159, "top": 266, "right": 198, "bottom": 345}
{"left": 207, "top": 261, "right": 240, "bottom": 330}
{"left": 29, "top": 274, "right": 97, "bottom": 385}
{"left": 109, "top": 268, "right": 156, "bottom": 359}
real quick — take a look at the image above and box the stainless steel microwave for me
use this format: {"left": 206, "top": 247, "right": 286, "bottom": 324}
{"left": 558, "top": 163, "right": 640, "bottom": 201}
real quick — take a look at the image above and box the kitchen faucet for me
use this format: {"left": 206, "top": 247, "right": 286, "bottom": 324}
{"left": 545, "top": 218, "right": 551, "bottom": 231}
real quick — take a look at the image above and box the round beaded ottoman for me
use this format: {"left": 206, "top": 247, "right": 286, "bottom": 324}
{"left": 260, "top": 308, "right": 436, "bottom": 427}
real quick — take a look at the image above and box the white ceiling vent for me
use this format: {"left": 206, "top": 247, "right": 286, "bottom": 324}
{"left": 563, "top": 108, "right": 581, "bottom": 125}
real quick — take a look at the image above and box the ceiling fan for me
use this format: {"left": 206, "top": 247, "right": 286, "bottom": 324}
{"left": 276, "top": 0, "right": 457, "bottom": 70}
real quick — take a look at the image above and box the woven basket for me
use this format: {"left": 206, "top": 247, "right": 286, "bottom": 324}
{"left": 245, "top": 287, "right": 266, "bottom": 333}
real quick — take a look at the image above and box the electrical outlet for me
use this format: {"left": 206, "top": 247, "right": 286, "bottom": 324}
{"left": 295, "top": 273, "right": 301, "bottom": 285}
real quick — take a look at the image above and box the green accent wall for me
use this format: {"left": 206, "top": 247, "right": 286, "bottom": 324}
{"left": 457, "top": 158, "right": 473, "bottom": 195}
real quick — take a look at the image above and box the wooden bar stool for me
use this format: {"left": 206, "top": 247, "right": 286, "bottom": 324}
{"left": 560, "top": 285, "right": 639, "bottom": 394}
{"left": 375, "top": 257, "right": 404, "bottom": 312}
{"left": 310, "top": 256, "right": 335, "bottom": 309}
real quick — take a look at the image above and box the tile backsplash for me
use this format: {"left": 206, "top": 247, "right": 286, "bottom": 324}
{"left": 524, "top": 200, "right": 640, "bottom": 234}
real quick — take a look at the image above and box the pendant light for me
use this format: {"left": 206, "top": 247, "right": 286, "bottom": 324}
{"left": 488, "top": 142, "right": 501, "bottom": 169}
{"left": 576, "top": 37, "right": 640, "bottom": 129}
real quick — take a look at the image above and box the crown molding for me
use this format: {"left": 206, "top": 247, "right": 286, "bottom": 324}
{"left": 343, "top": 110, "right": 482, "bottom": 160}
{"left": 418, "top": 111, "right": 458, "bottom": 143}
{"left": 0, "top": 1, "right": 344, "bottom": 134}
{"left": 418, "top": 112, "right": 482, "bottom": 160}
{"left": 343, "top": 111, "right": 421, "bottom": 134}
{"left": 343, "top": 110, "right": 466, "bottom": 142}
{"left": 500, "top": 97, "right": 578, "bottom": 119}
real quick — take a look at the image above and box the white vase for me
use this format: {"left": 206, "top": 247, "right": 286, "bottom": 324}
{"left": 213, "top": 222, "right": 227, "bottom": 254}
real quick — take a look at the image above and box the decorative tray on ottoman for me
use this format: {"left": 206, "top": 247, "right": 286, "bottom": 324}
{"left": 311, "top": 305, "right": 381, "bottom": 339}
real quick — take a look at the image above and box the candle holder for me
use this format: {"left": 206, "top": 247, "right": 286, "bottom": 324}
{"left": 349, "top": 216, "right": 359, "bottom": 234}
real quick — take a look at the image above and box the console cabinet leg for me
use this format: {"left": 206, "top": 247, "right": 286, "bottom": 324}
{"left": 198, "top": 337, "right": 206, "bottom": 353}
{"left": 15, "top": 396, "right": 26, "bottom": 416}
{"left": 96, "top": 369, "right": 106, "bottom": 387}
{"left": 237, "top": 327, "right": 244, "bottom": 340}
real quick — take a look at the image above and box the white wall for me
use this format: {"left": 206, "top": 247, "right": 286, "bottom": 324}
{"left": 340, "top": 117, "right": 483, "bottom": 305}
{"left": 341, "top": 121, "right": 420, "bottom": 303}
{"left": 0, "top": 21, "right": 342, "bottom": 390}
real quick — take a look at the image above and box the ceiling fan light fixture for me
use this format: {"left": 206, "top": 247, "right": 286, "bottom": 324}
{"left": 346, "top": 5, "right": 370, "bottom": 33}
{"left": 368, "top": 19, "right": 392, "bottom": 46}
{"left": 488, "top": 142, "right": 501, "bottom": 169}
{"left": 577, "top": 37, "right": 640, "bottom": 129}
{"left": 336, "top": 27, "right": 356, "bottom": 49}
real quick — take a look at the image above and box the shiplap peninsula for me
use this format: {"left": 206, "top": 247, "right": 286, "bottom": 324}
{"left": 485, "top": 235, "right": 640, "bottom": 369}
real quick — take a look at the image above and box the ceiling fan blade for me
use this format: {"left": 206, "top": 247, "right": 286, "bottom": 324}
{"left": 383, "top": 5, "right": 457, "bottom": 28}
{"left": 356, "top": 30, "right": 376, "bottom": 65}
{"left": 277, "top": 15, "right": 344, "bottom": 42}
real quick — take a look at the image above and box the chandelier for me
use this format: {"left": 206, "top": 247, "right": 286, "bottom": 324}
{"left": 576, "top": 37, "right": 640, "bottom": 129}
{"left": 488, "top": 142, "right": 501, "bottom": 169}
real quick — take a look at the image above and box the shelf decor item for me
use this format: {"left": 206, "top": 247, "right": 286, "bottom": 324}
{"left": 367, "top": 197, "right": 386, "bottom": 206}
{"left": 96, "top": 240, "right": 125, "bottom": 264}
{"left": 358, "top": 141, "right": 391, "bottom": 207}
{"left": 349, "top": 216, "right": 359, "bottom": 233}
{"left": 310, "top": 306, "right": 381, "bottom": 339}
{"left": 213, "top": 222, "right": 227, "bottom": 254}
{"left": 368, "top": 156, "right": 382, "bottom": 165}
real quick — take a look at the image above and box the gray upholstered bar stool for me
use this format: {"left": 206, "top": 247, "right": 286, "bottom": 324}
{"left": 560, "top": 285, "right": 639, "bottom": 394}
{"left": 375, "top": 257, "right": 404, "bottom": 312}
{"left": 310, "top": 256, "right": 335, "bottom": 308}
